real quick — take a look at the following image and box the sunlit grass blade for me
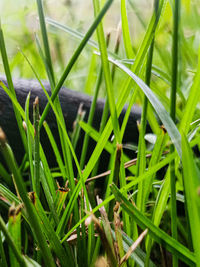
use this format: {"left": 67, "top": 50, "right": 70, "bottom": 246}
{"left": 107, "top": 57, "right": 182, "bottom": 158}
{"left": 180, "top": 45, "right": 200, "bottom": 135}
{"left": 182, "top": 134, "right": 200, "bottom": 266}
{"left": 93, "top": 0, "right": 121, "bottom": 143}
{"left": 46, "top": 17, "right": 99, "bottom": 50}
{"left": 39, "top": 0, "right": 114, "bottom": 127}
{"left": 121, "top": 0, "right": 135, "bottom": 59}
{"left": 36, "top": 0, "right": 55, "bottom": 87}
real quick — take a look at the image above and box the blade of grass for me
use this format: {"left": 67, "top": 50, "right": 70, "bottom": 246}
{"left": 170, "top": 1, "right": 180, "bottom": 265}
{"left": 0, "top": 231, "right": 8, "bottom": 267}
{"left": 93, "top": 0, "right": 121, "bottom": 143}
{"left": 110, "top": 184, "right": 196, "bottom": 266}
{"left": 61, "top": 151, "right": 176, "bottom": 243}
{"left": 8, "top": 206, "right": 22, "bottom": 267}
{"left": 182, "top": 134, "right": 200, "bottom": 267}
{"left": 107, "top": 56, "right": 182, "bottom": 158}
{"left": 0, "top": 130, "right": 56, "bottom": 267}
{"left": 25, "top": 93, "right": 34, "bottom": 191}
{"left": 0, "top": 216, "right": 26, "bottom": 267}
{"left": 33, "top": 97, "right": 40, "bottom": 196}
{"left": 0, "top": 81, "right": 57, "bottom": 199}
{"left": 39, "top": 0, "right": 114, "bottom": 127}
{"left": 0, "top": 22, "right": 27, "bottom": 154}
{"left": 136, "top": 0, "right": 159, "bottom": 212}
{"left": 36, "top": 0, "right": 55, "bottom": 86}
{"left": 43, "top": 121, "right": 66, "bottom": 177}
{"left": 121, "top": 0, "right": 135, "bottom": 59}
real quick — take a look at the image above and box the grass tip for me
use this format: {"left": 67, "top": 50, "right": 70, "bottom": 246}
{"left": 33, "top": 96, "right": 39, "bottom": 106}
{"left": 0, "top": 127, "right": 7, "bottom": 146}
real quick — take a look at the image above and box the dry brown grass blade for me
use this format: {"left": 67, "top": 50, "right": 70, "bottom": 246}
{"left": 86, "top": 151, "right": 169, "bottom": 183}
{"left": 120, "top": 229, "right": 148, "bottom": 265}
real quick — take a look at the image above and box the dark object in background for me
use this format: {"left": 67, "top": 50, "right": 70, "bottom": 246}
{"left": 0, "top": 75, "right": 144, "bottom": 172}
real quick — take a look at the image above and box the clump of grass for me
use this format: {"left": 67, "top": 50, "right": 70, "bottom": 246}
{"left": 0, "top": 0, "right": 200, "bottom": 266}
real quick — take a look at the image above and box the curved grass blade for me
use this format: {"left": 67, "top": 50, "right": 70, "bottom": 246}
{"left": 107, "top": 57, "right": 182, "bottom": 158}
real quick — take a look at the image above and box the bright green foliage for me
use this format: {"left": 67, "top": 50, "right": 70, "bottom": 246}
{"left": 0, "top": 0, "right": 200, "bottom": 266}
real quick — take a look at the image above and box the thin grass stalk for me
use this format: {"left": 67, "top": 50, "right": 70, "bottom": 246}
{"left": 0, "top": 227, "right": 8, "bottom": 267}
{"left": 0, "top": 216, "right": 26, "bottom": 267}
{"left": 39, "top": 0, "right": 114, "bottom": 127}
{"left": 36, "top": 0, "right": 55, "bottom": 85}
{"left": 136, "top": 0, "right": 159, "bottom": 212}
{"left": 43, "top": 121, "right": 66, "bottom": 177}
{"left": 80, "top": 66, "right": 103, "bottom": 170}
{"left": 91, "top": 29, "right": 121, "bottom": 178}
{"left": 33, "top": 97, "right": 40, "bottom": 196}
{"left": 0, "top": 162, "right": 12, "bottom": 186}
{"left": 93, "top": 0, "right": 121, "bottom": 143}
{"left": 34, "top": 36, "right": 74, "bottom": 184}
{"left": 0, "top": 131, "right": 56, "bottom": 267}
{"left": 71, "top": 104, "right": 86, "bottom": 150}
{"left": 79, "top": 33, "right": 111, "bottom": 173}
{"left": 0, "top": 24, "right": 27, "bottom": 153}
{"left": 25, "top": 93, "right": 34, "bottom": 189}
{"left": 35, "top": 1, "right": 75, "bottom": 185}
{"left": 170, "top": 1, "right": 180, "bottom": 266}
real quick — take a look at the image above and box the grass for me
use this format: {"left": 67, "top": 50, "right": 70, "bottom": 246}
{"left": 0, "top": 0, "right": 200, "bottom": 266}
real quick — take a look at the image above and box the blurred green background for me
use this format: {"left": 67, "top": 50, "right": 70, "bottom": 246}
{"left": 0, "top": 0, "right": 199, "bottom": 100}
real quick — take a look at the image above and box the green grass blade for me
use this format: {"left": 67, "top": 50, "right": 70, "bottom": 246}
{"left": 0, "top": 23, "right": 27, "bottom": 153}
{"left": 170, "top": 1, "right": 180, "bottom": 265}
{"left": 39, "top": 0, "right": 114, "bottom": 127}
{"left": 36, "top": 0, "right": 55, "bottom": 87}
{"left": 0, "top": 132, "right": 56, "bottom": 267}
{"left": 46, "top": 17, "right": 99, "bottom": 50}
{"left": 179, "top": 46, "right": 200, "bottom": 135}
{"left": 25, "top": 93, "right": 34, "bottom": 190}
{"left": 33, "top": 97, "right": 40, "bottom": 196}
{"left": 110, "top": 184, "right": 196, "bottom": 266}
{"left": 43, "top": 121, "right": 66, "bottom": 178}
{"left": 8, "top": 206, "right": 22, "bottom": 267}
{"left": 0, "top": 216, "right": 27, "bottom": 267}
{"left": 121, "top": 0, "right": 135, "bottom": 59}
{"left": 61, "top": 152, "right": 176, "bottom": 244}
{"left": 0, "top": 232, "right": 8, "bottom": 267}
{"left": 93, "top": 0, "right": 121, "bottom": 143}
{"left": 182, "top": 134, "right": 200, "bottom": 266}
{"left": 107, "top": 57, "right": 182, "bottom": 158}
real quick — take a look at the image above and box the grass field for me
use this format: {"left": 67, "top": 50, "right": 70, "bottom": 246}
{"left": 0, "top": 0, "right": 200, "bottom": 266}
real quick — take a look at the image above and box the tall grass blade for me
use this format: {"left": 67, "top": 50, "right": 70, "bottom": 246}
{"left": 182, "top": 134, "right": 200, "bottom": 266}
{"left": 39, "top": 0, "right": 114, "bottom": 127}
